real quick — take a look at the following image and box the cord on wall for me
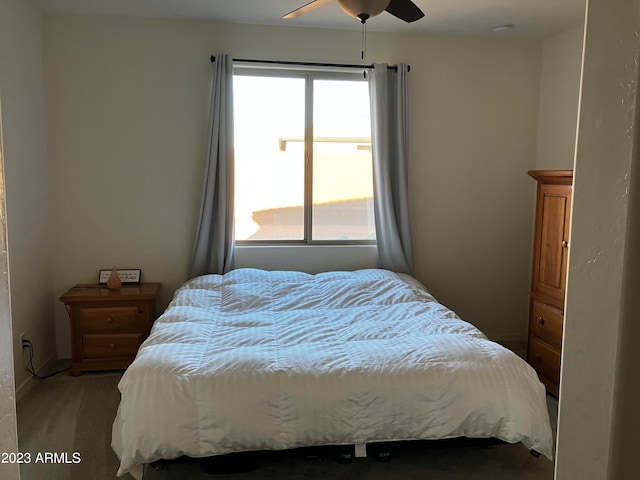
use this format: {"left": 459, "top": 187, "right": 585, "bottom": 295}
{"left": 22, "top": 339, "right": 68, "bottom": 379}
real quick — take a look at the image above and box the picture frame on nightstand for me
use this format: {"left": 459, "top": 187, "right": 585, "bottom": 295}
{"left": 98, "top": 268, "right": 141, "bottom": 285}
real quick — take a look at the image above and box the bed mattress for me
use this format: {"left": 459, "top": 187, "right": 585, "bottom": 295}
{"left": 112, "top": 268, "right": 553, "bottom": 478}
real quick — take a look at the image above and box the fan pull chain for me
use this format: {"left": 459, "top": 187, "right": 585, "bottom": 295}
{"left": 361, "top": 21, "right": 367, "bottom": 79}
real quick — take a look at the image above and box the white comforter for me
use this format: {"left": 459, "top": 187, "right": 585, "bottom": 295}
{"left": 112, "top": 269, "right": 553, "bottom": 478}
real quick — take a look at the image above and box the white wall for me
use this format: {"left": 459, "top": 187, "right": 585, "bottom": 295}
{"left": 235, "top": 246, "right": 377, "bottom": 273}
{"left": 409, "top": 36, "right": 542, "bottom": 341}
{"left": 609, "top": 105, "right": 640, "bottom": 477}
{"left": 536, "top": 24, "right": 584, "bottom": 170}
{"left": 0, "top": 92, "right": 20, "bottom": 480}
{"left": 555, "top": 0, "right": 639, "bottom": 477}
{"left": 43, "top": 14, "right": 542, "bottom": 357}
{"left": 0, "top": 148, "right": 19, "bottom": 476}
{"left": 0, "top": 0, "right": 55, "bottom": 393}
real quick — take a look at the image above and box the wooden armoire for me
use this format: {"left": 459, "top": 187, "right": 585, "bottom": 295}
{"left": 527, "top": 170, "right": 573, "bottom": 397}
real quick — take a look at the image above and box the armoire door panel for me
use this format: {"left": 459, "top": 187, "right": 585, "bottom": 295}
{"left": 532, "top": 183, "right": 572, "bottom": 306}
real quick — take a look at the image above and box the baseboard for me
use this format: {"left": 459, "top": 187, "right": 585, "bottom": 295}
{"left": 15, "top": 355, "right": 57, "bottom": 403}
{"left": 489, "top": 334, "right": 527, "bottom": 344}
{"left": 489, "top": 336, "right": 527, "bottom": 359}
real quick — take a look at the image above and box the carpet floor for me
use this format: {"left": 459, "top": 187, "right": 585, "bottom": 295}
{"left": 17, "top": 367, "right": 122, "bottom": 480}
{"left": 16, "top": 363, "right": 557, "bottom": 480}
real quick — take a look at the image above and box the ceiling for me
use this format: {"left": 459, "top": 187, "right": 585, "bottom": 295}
{"left": 36, "top": 0, "right": 586, "bottom": 38}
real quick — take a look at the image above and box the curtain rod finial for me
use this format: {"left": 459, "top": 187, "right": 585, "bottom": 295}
{"left": 210, "top": 55, "right": 216, "bottom": 63}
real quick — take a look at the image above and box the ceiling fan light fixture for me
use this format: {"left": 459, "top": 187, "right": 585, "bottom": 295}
{"left": 338, "top": 0, "right": 391, "bottom": 22}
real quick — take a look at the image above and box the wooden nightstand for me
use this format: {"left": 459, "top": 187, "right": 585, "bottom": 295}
{"left": 60, "top": 283, "right": 161, "bottom": 376}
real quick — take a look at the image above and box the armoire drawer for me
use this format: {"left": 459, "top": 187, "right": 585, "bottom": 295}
{"left": 530, "top": 301, "right": 563, "bottom": 348}
{"left": 528, "top": 336, "right": 561, "bottom": 386}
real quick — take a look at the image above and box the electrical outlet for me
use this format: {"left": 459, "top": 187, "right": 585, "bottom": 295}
{"left": 20, "top": 333, "right": 27, "bottom": 348}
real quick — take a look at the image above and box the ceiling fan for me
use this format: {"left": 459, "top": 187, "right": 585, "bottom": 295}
{"left": 284, "top": 0, "right": 425, "bottom": 24}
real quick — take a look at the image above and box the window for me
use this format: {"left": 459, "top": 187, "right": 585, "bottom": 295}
{"left": 233, "top": 69, "right": 375, "bottom": 244}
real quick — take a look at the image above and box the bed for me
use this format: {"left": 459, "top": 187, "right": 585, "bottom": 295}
{"left": 112, "top": 268, "right": 553, "bottom": 478}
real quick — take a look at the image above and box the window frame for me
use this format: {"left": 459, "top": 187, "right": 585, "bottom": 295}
{"left": 233, "top": 65, "right": 376, "bottom": 246}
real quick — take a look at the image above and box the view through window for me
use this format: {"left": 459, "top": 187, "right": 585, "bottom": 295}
{"left": 233, "top": 70, "right": 375, "bottom": 243}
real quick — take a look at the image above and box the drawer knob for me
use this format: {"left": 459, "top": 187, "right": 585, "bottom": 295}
{"left": 109, "top": 343, "right": 116, "bottom": 349}
{"left": 107, "top": 317, "right": 114, "bottom": 323}
{"left": 562, "top": 240, "right": 569, "bottom": 248}
{"left": 537, "top": 316, "right": 545, "bottom": 326}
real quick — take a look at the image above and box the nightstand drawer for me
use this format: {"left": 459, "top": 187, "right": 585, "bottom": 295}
{"left": 528, "top": 336, "right": 561, "bottom": 386}
{"left": 79, "top": 306, "right": 140, "bottom": 332}
{"left": 530, "top": 301, "right": 563, "bottom": 348}
{"left": 82, "top": 334, "right": 142, "bottom": 359}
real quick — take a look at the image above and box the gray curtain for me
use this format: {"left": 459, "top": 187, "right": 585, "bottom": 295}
{"left": 190, "top": 54, "right": 235, "bottom": 277}
{"left": 368, "top": 63, "right": 414, "bottom": 275}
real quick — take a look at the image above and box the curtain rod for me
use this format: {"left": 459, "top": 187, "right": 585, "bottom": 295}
{"left": 209, "top": 56, "right": 408, "bottom": 72}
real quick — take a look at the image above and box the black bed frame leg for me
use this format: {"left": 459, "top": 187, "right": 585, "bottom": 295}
{"left": 151, "top": 459, "right": 168, "bottom": 470}
{"left": 336, "top": 449, "right": 354, "bottom": 464}
{"left": 530, "top": 449, "right": 542, "bottom": 458}
{"left": 373, "top": 450, "right": 392, "bottom": 462}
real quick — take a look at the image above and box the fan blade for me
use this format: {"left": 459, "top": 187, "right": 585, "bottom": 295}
{"left": 385, "top": 0, "right": 425, "bottom": 22}
{"left": 283, "top": 0, "right": 336, "bottom": 19}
